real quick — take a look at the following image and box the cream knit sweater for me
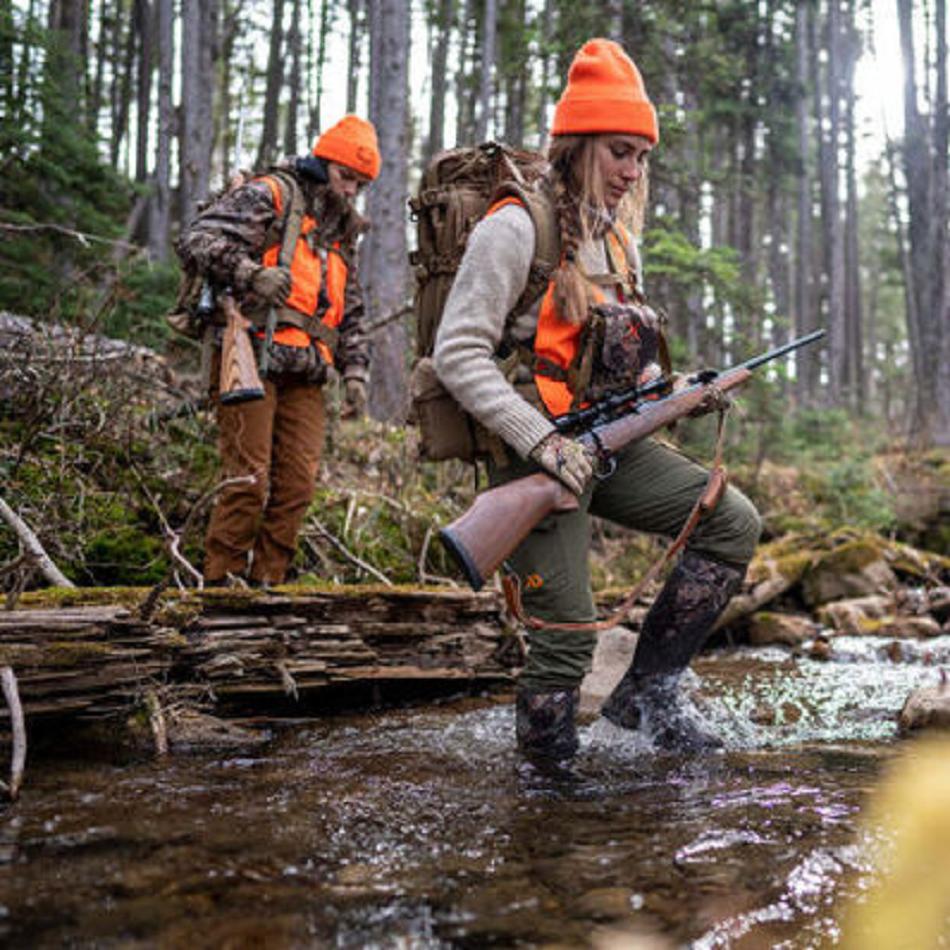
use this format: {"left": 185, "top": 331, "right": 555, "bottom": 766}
{"left": 432, "top": 203, "right": 641, "bottom": 460}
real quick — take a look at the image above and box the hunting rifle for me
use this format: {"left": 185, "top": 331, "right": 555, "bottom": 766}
{"left": 440, "top": 329, "right": 826, "bottom": 591}
{"left": 218, "top": 292, "right": 265, "bottom": 404}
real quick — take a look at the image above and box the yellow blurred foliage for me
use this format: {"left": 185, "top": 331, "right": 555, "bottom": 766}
{"left": 839, "top": 735, "right": 950, "bottom": 948}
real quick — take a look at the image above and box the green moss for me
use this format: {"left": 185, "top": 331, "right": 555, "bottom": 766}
{"left": 0, "top": 585, "right": 150, "bottom": 610}
{"left": 0, "top": 645, "right": 40, "bottom": 666}
{"left": 774, "top": 551, "right": 815, "bottom": 584}
{"left": 152, "top": 601, "right": 202, "bottom": 628}
{"left": 816, "top": 538, "right": 886, "bottom": 574}
{"left": 44, "top": 641, "right": 114, "bottom": 665}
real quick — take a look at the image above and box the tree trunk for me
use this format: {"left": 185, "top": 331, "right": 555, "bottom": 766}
{"left": 455, "top": 0, "right": 477, "bottom": 145}
{"left": 256, "top": 0, "right": 286, "bottom": 169}
{"left": 14, "top": 0, "right": 37, "bottom": 130}
{"left": 108, "top": 0, "right": 136, "bottom": 170}
{"left": 425, "top": 0, "right": 454, "bottom": 162}
{"left": 179, "top": 0, "right": 218, "bottom": 227}
{"left": 88, "top": 0, "right": 107, "bottom": 139}
{"left": 308, "top": 0, "right": 333, "bottom": 139}
{"left": 843, "top": 0, "right": 863, "bottom": 413}
{"left": 498, "top": 0, "right": 525, "bottom": 147}
{"left": 823, "top": 0, "right": 847, "bottom": 405}
{"left": 603, "top": 0, "right": 622, "bottom": 41}
{"left": 767, "top": 177, "right": 792, "bottom": 369}
{"left": 345, "top": 0, "right": 363, "bottom": 115}
{"left": 474, "top": 0, "right": 496, "bottom": 141}
{"left": 934, "top": 0, "right": 950, "bottom": 445}
{"left": 46, "top": 0, "right": 84, "bottom": 114}
{"left": 896, "top": 0, "right": 935, "bottom": 439}
{"left": 284, "top": 0, "right": 302, "bottom": 156}
{"left": 0, "top": 0, "right": 12, "bottom": 120}
{"left": 735, "top": 12, "right": 759, "bottom": 351}
{"left": 793, "top": 2, "right": 815, "bottom": 403}
{"left": 884, "top": 135, "right": 921, "bottom": 402}
{"left": 535, "top": 0, "right": 554, "bottom": 146}
{"left": 217, "top": 0, "right": 243, "bottom": 180}
{"left": 364, "top": 0, "right": 411, "bottom": 421}
{"left": 132, "top": 0, "right": 152, "bottom": 183}
{"left": 814, "top": 0, "right": 846, "bottom": 405}
{"left": 148, "top": 0, "right": 173, "bottom": 263}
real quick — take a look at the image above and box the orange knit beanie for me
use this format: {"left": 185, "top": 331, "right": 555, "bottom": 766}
{"left": 312, "top": 115, "right": 381, "bottom": 180}
{"left": 551, "top": 38, "right": 658, "bottom": 143}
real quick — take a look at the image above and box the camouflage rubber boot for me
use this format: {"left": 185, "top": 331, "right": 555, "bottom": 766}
{"left": 613, "top": 671, "right": 725, "bottom": 752}
{"left": 515, "top": 687, "right": 579, "bottom": 762}
{"left": 600, "top": 551, "right": 744, "bottom": 752}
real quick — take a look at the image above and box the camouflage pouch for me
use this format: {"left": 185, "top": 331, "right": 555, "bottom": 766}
{"left": 261, "top": 341, "right": 328, "bottom": 385}
{"left": 583, "top": 301, "right": 662, "bottom": 403}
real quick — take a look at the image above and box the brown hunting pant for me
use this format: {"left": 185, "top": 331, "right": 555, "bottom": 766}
{"left": 204, "top": 367, "right": 326, "bottom": 585}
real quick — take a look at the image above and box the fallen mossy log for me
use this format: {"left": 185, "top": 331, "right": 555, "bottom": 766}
{"left": 0, "top": 585, "right": 515, "bottom": 731}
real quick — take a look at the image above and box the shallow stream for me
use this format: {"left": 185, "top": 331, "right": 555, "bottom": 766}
{"left": 2, "top": 635, "right": 949, "bottom": 948}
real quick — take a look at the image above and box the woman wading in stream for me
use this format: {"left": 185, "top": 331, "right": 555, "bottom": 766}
{"left": 433, "top": 39, "right": 761, "bottom": 764}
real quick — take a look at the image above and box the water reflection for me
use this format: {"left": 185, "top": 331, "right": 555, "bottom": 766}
{"left": 0, "top": 638, "right": 947, "bottom": 946}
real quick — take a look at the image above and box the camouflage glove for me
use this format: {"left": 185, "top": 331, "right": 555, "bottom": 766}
{"left": 529, "top": 432, "right": 593, "bottom": 495}
{"left": 341, "top": 378, "right": 368, "bottom": 419}
{"left": 249, "top": 265, "right": 292, "bottom": 305}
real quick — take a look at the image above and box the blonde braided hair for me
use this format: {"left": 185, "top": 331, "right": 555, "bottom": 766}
{"left": 546, "top": 134, "right": 649, "bottom": 325}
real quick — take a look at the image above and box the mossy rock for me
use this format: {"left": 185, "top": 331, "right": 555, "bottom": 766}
{"left": 898, "top": 681, "right": 950, "bottom": 734}
{"left": 746, "top": 535, "right": 818, "bottom": 587}
{"left": 747, "top": 611, "right": 816, "bottom": 646}
{"left": 802, "top": 538, "right": 898, "bottom": 607}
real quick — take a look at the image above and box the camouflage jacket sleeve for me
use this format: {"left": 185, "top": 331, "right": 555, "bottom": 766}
{"left": 334, "top": 242, "right": 371, "bottom": 382}
{"left": 176, "top": 181, "right": 277, "bottom": 291}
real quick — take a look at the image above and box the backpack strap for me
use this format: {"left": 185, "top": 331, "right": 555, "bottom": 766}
{"left": 258, "top": 170, "right": 306, "bottom": 269}
{"left": 489, "top": 181, "right": 561, "bottom": 317}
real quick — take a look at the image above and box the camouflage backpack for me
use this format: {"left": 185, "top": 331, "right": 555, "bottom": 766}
{"left": 408, "top": 142, "right": 561, "bottom": 463}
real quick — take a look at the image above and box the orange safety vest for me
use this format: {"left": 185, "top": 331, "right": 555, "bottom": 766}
{"left": 259, "top": 175, "right": 348, "bottom": 364}
{"left": 487, "top": 196, "right": 635, "bottom": 417}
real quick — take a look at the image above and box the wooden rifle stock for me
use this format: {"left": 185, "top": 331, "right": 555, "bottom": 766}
{"left": 440, "top": 367, "right": 753, "bottom": 591}
{"left": 218, "top": 294, "right": 265, "bottom": 405}
{"left": 441, "top": 473, "right": 580, "bottom": 591}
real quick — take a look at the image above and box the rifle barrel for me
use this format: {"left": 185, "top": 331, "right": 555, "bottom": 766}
{"left": 555, "top": 329, "right": 826, "bottom": 432}
{"left": 731, "top": 329, "right": 826, "bottom": 374}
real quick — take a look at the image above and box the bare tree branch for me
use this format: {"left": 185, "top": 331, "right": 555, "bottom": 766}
{"left": 0, "top": 495, "right": 74, "bottom": 588}
{"left": 137, "top": 474, "right": 258, "bottom": 619}
{"left": 0, "top": 219, "right": 137, "bottom": 251}
{"left": 144, "top": 690, "right": 169, "bottom": 757}
{"left": 306, "top": 518, "right": 394, "bottom": 587}
{"left": 0, "top": 667, "right": 26, "bottom": 801}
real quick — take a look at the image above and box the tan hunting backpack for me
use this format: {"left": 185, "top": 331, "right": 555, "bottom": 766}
{"left": 408, "top": 142, "right": 561, "bottom": 462}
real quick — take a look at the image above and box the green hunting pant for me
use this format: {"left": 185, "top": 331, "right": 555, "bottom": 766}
{"left": 489, "top": 435, "right": 762, "bottom": 691}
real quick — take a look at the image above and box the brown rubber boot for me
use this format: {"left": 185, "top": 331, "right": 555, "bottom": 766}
{"left": 515, "top": 687, "right": 579, "bottom": 763}
{"left": 600, "top": 551, "right": 744, "bottom": 751}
